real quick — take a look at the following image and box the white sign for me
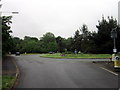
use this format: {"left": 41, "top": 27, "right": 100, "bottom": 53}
{"left": 113, "top": 49, "right": 117, "bottom": 53}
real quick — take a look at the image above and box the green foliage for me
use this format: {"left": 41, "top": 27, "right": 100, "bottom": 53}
{"left": 11, "top": 37, "right": 22, "bottom": 53}
{"left": 12, "top": 32, "right": 58, "bottom": 53}
{"left": 10, "top": 16, "right": 120, "bottom": 54}
{"left": 80, "top": 24, "right": 92, "bottom": 53}
{"left": 21, "top": 40, "right": 38, "bottom": 53}
{"left": 72, "top": 30, "right": 81, "bottom": 52}
{"left": 94, "top": 16, "right": 120, "bottom": 54}
{"left": 40, "top": 32, "right": 58, "bottom": 52}
{"left": 72, "top": 24, "right": 92, "bottom": 53}
{"left": 68, "top": 16, "right": 120, "bottom": 54}
{"left": 1, "top": 16, "right": 13, "bottom": 56}
{"left": 80, "top": 24, "right": 90, "bottom": 38}
{"left": 15, "top": 36, "right": 40, "bottom": 53}
{"left": 65, "top": 37, "right": 74, "bottom": 51}
{"left": 56, "top": 36, "right": 66, "bottom": 53}
{"left": 41, "top": 32, "right": 56, "bottom": 42}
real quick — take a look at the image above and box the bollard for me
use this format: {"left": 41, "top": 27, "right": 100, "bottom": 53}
{"left": 114, "top": 56, "right": 120, "bottom": 68}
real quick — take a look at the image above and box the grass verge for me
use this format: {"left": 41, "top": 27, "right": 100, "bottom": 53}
{"left": 0, "top": 76, "right": 2, "bottom": 90}
{"left": 2, "top": 75, "right": 16, "bottom": 89}
{"left": 40, "top": 53, "right": 111, "bottom": 59}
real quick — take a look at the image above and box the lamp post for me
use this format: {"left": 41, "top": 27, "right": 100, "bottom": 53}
{"left": 111, "top": 28, "right": 117, "bottom": 54}
{"left": 111, "top": 28, "right": 120, "bottom": 69}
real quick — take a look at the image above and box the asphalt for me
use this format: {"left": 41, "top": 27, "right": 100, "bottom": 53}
{"left": 93, "top": 61, "right": 120, "bottom": 74}
{"left": 12, "top": 54, "right": 119, "bottom": 88}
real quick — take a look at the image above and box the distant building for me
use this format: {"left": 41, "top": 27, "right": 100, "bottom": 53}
{"left": 118, "top": 1, "right": 120, "bottom": 24}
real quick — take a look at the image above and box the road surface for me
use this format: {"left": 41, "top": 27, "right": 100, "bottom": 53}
{"left": 14, "top": 54, "right": 118, "bottom": 88}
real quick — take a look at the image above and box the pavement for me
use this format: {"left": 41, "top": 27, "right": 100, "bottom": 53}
{"left": 13, "top": 54, "right": 119, "bottom": 88}
{"left": 2, "top": 56, "right": 17, "bottom": 76}
{"left": 2, "top": 55, "right": 19, "bottom": 89}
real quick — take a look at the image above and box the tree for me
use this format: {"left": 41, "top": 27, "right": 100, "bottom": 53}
{"left": 72, "top": 24, "right": 92, "bottom": 53}
{"left": 40, "top": 32, "right": 58, "bottom": 52}
{"left": 41, "top": 32, "right": 56, "bottom": 42}
{"left": 80, "top": 24, "right": 92, "bottom": 53}
{"left": 80, "top": 24, "right": 90, "bottom": 38}
{"left": 65, "top": 37, "right": 74, "bottom": 52}
{"left": 72, "top": 30, "right": 81, "bottom": 53}
{"left": 94, "top": 16, "right": 120, "bottom": 54}
{"left": 11, "top": 37, "right": 22, "bottom": 53}
{"left": 56, "top": 36, "right": 66, "bottom": 53}
{"left": 2, "top": 16, "right": 13, "bottom": 56}
{"left": 19, "top": 36, "right": 39, "bottom": 53}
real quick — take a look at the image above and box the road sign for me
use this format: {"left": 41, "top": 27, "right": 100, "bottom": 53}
{"left": 114, "top": 56, "right": 120, "bottom": 68}
{"left": 113, "top": 49, "right": 117, "bottom": 53}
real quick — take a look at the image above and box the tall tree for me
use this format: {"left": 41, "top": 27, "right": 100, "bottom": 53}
{"left": 73, "top": 30, "right": 81, "bottom": 53}
{"left": 2, "top": 16, "right": 13, "bottom": 56}
{"left": 80, "top": 24, "right": 90, "bottom": 38}
{"left": 56, "top": 36, "right": 65, "bottom": 53}
{"left": 80, "top": 24, "right": 92, "bottom": 53}
{"left": 94, "top": 16, "right": 120, "bottom": 54}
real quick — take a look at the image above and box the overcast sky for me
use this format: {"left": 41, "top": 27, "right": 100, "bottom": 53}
{"left": 1, "top": 0, "right": 120, "bottom": 39}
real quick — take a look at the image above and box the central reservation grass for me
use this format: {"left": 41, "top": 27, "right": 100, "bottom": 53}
{"left": 40, "top": 53, "right": 112, "bottom": 59}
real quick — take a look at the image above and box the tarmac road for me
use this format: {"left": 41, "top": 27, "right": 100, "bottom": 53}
{"left": 14, "top": 54, "right": 119, "bottom": 88}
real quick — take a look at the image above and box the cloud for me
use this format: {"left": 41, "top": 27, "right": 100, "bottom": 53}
{"left": 2, "top": 0, "right": 119, "bottom": 38}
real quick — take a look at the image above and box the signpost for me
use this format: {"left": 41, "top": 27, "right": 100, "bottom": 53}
{"left": 111, "top": 28, "right": 120, "bottom": 69}
{"left": 111, "top": 28, "right": 117, "bottom": 54}
{"left": 114, "top": 56, "right": 120, "bottom": 68}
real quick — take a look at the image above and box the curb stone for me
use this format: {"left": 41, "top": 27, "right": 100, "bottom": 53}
{"left": 10, "top": 57, "right": 20, "bottom": 89}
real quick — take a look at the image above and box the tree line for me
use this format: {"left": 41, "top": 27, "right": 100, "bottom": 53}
{"left": 2, "top": 16, "right": 120, "bottom": 56}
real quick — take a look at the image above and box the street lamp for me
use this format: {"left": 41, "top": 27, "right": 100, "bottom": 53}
{"left": 111, "top": 28, "right": 117, "bottom": 53}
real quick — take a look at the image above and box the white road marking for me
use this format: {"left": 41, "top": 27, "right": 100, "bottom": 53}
{"left": 100, "top": 67, "right": 118, "bottom": 76}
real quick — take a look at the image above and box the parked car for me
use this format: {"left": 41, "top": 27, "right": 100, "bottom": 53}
{"left": 48, "top": 51, "right": 55, "bottom": 54}
{"left": 15, "top": 52, "right": 20, "bottom": 56}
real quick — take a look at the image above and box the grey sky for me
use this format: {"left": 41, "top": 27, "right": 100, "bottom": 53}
{"left": 1, "top": 0, "right": 120, "bottom": 39}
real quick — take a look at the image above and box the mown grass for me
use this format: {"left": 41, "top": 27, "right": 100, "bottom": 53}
{"left": 40, "top": 53, "right": 112, "bottom": 59}
{"left": 0, "top": 76, "right": 2, "bottom": 90}
{"left": 2, "top": 75, "right": 15, "bottom": 89}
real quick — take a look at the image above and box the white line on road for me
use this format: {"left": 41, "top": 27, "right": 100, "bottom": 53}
{"left": 100, "top": 67, "right": 118, "bottom": 76}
